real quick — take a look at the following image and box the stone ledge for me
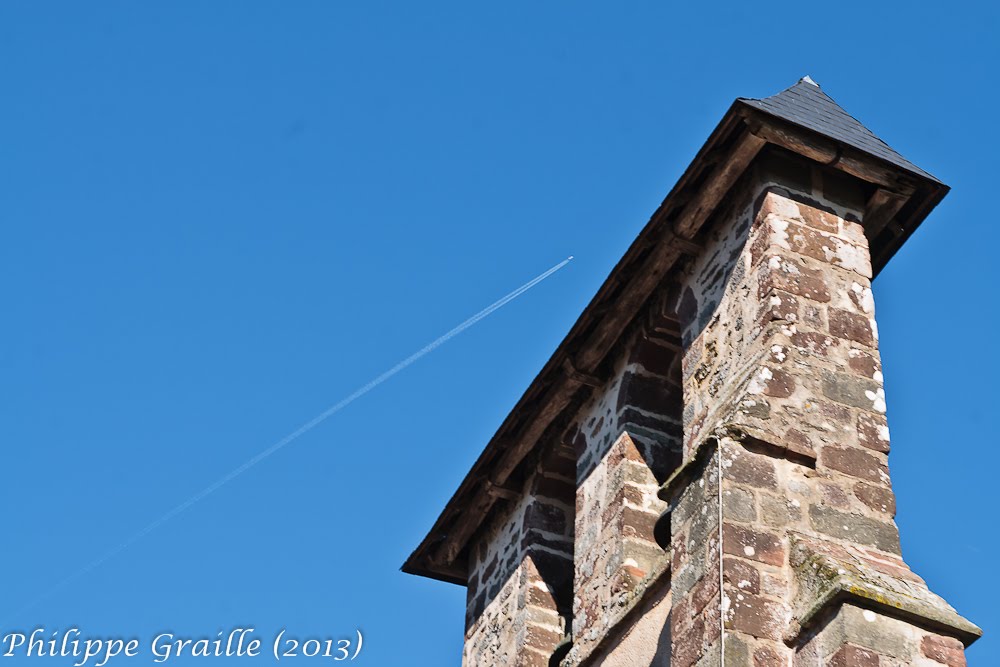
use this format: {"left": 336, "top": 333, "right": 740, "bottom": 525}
{"left": 788, "top": 535, "right": 981, "bottom": 647}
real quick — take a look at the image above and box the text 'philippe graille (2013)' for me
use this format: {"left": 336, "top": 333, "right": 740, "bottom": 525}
{"left": 1, "top": 627, "right": 363, "bottom": 665}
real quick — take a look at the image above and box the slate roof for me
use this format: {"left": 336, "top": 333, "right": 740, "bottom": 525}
{"left": 739, "top": 77, "right": 940, "bottom": 183}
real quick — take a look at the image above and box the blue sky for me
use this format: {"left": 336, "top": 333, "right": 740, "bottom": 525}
{"left": 1, "top": 1, "right": 997, "bottom": 664}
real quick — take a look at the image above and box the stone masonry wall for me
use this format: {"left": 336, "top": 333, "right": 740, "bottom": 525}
{"left": 463, "top": 313, "right": 686, "bottom": 666}
{"left": 463, "top": 443, "right": 575, "bottom": 667}
{"left": 461, "top": 161, "right": 977, "bottom": 666}
{"left": 563, "top": 328, "right": 683, "bottom": 664}
{"left": 665, "top": 170, "right": 974, "bottom": 666}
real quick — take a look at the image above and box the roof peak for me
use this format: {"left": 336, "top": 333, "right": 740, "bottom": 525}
{"left": 738, "top": 78, "right": 938, "bottom": 182}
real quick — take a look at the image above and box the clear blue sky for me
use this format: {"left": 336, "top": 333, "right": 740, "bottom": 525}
{"left": 2, "top": 2, "right": 997, "bottom": 664}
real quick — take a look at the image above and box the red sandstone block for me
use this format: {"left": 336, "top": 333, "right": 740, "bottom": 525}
{"left": 798, "top": 204, "right": 839, "bottom": 233}
{"left": 704, "top": 605, "right": 722, "bottom": 644}
{"left": 820, "top": 446, "right": 887, "bottom": 483}
{"left": 819, "top": 481, "right": 851, "bottom": 509}
{"left": 524, "top": 581, "right": 558, "bottom": 612}
{"left": 816, "top": 399, "right": 852, "bottom": 424}
{"left": 606, "top": 434, "right": 646, "bottom": 469}
{"left": 726, "top": 452, "right": 778, "bottom": 490}
{"left": 787, "top": 220, "right": 872, "bottom": 277}
{"left": 523, "top": 623, "right": 563, "bottom": 652}
{"left": 723, "top": 557, "right": 761, "bottom": 594}
{"left": 603, "top": 484, "right": 646, "bottom": 523}
{"left": 783, "top": 428, "right": 817, "bottom": 460}
{"left": 921, "top": 634, "right": 967, "bottom": 666}
{"left": 848, "top": 348, "right": 880, "bottom": 378}
{"left": 758, "top": 257, "right": 831, "bottom": 303}
{"left": 727, "top": 592, "right": 786, "bottom": 640}
{"left": 761, "top": 367, "right": 796, "bottom": 398}
{"left": 758, "top": 289, "right": 800, "bottom": 327}
{"left": 672, "top": 616, "right": 705, "bottom": 667}
{"left": 857, "top": 413, "right": 890, "bottom": 453}
{"left": 853, "top": 548, "right": 920, "bottom": 584}
{"left": 829, "top": 308, "right": 874, "bottom": 346}
{"left": 790, "top": 329, "right": 835, "bottom": 357}
{"left": 753, "top": 644, "right": 784, "bottom": 667}
{"left": 758, "top": 191, "right": 805, "bottom": 225}
{"left": 829, "top": 644, "right": 879, "bottom": 667}
{"left": 854, "top": 481, "right": 896, "bottom": 515}
{"left": 621, "top": 506, "right": 660, "bottom": 543}
{"left": 722, "top": 523, "right": 785, "bottom": 566}
{"left": 671, "top": 596, "right": 692, "bottom": 633}
{"left": 786, "top": 221, "right": 837, "bottom": 265}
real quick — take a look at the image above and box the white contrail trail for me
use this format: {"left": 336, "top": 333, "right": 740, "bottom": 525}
{"left": 4, "top": 255, "right": 573, "bottom": 622}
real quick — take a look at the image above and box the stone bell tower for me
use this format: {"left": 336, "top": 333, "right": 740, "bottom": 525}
{"left": 403, "top": 78, "right": 980, "bottom": 666}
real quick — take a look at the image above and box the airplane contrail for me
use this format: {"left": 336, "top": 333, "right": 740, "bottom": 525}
{"left": 4, "top": 255, "right": 574, "bottom": 622}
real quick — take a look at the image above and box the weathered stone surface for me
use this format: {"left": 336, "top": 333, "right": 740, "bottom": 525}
{"left": 820, "top": 446, "right": 887, "bottom": 483}
{"left": 789, "top": 538, "right": 981, "bottom": 649}
{"left": 759, "top": 256, "right": 832, "bottom": 303}
{"left": 829, "top": 308, "right": 874, "bottom": 346}
{"left": 821, "top": 369, "right": 882, "bottom": 410}
{"left": 797, "top": 203, "right": 839, "bottom": 233}
{"left": 828, "top": 644, "right": 879, "bottom": 667}
{"left": 722, "top": 486, "right": 757, "bottom": 523}
{"left": 848, "top": 348, "right": 879, "bottom": 378}
{"left": 759, "top": 493, "right": 801, "bottom": 528}
{"left": 790, "top": 330, "right": 835, "bottom": 357}
{"left": 723, "top": 634, "right": 750, "bottom": 663}
{"left": 723, "top": 557, "right": 761, "bottom": 595}
{"left": 726, "top": 452, "right": 778, "bottom": 490}
{"left": 727, "top": 592, "right": 786, "bottom": 640}
{"left": 857, "top": 412, "right": 890, "bottom": 453}
{"left": 854, "top": 481, "right": 896, "bottom": 515}
{"left": 921, "top": 634, "right": 967, "bottom": 666}
{"left": 808, "top": 504, "right": 900, "bottom": 553}
{"left": 722, "top": 523, "right": 785, "bottom": 566}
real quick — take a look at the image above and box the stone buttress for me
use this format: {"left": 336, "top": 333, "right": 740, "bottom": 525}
{"left": 661, "top": 154, "right": 980, "bottom": 666}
